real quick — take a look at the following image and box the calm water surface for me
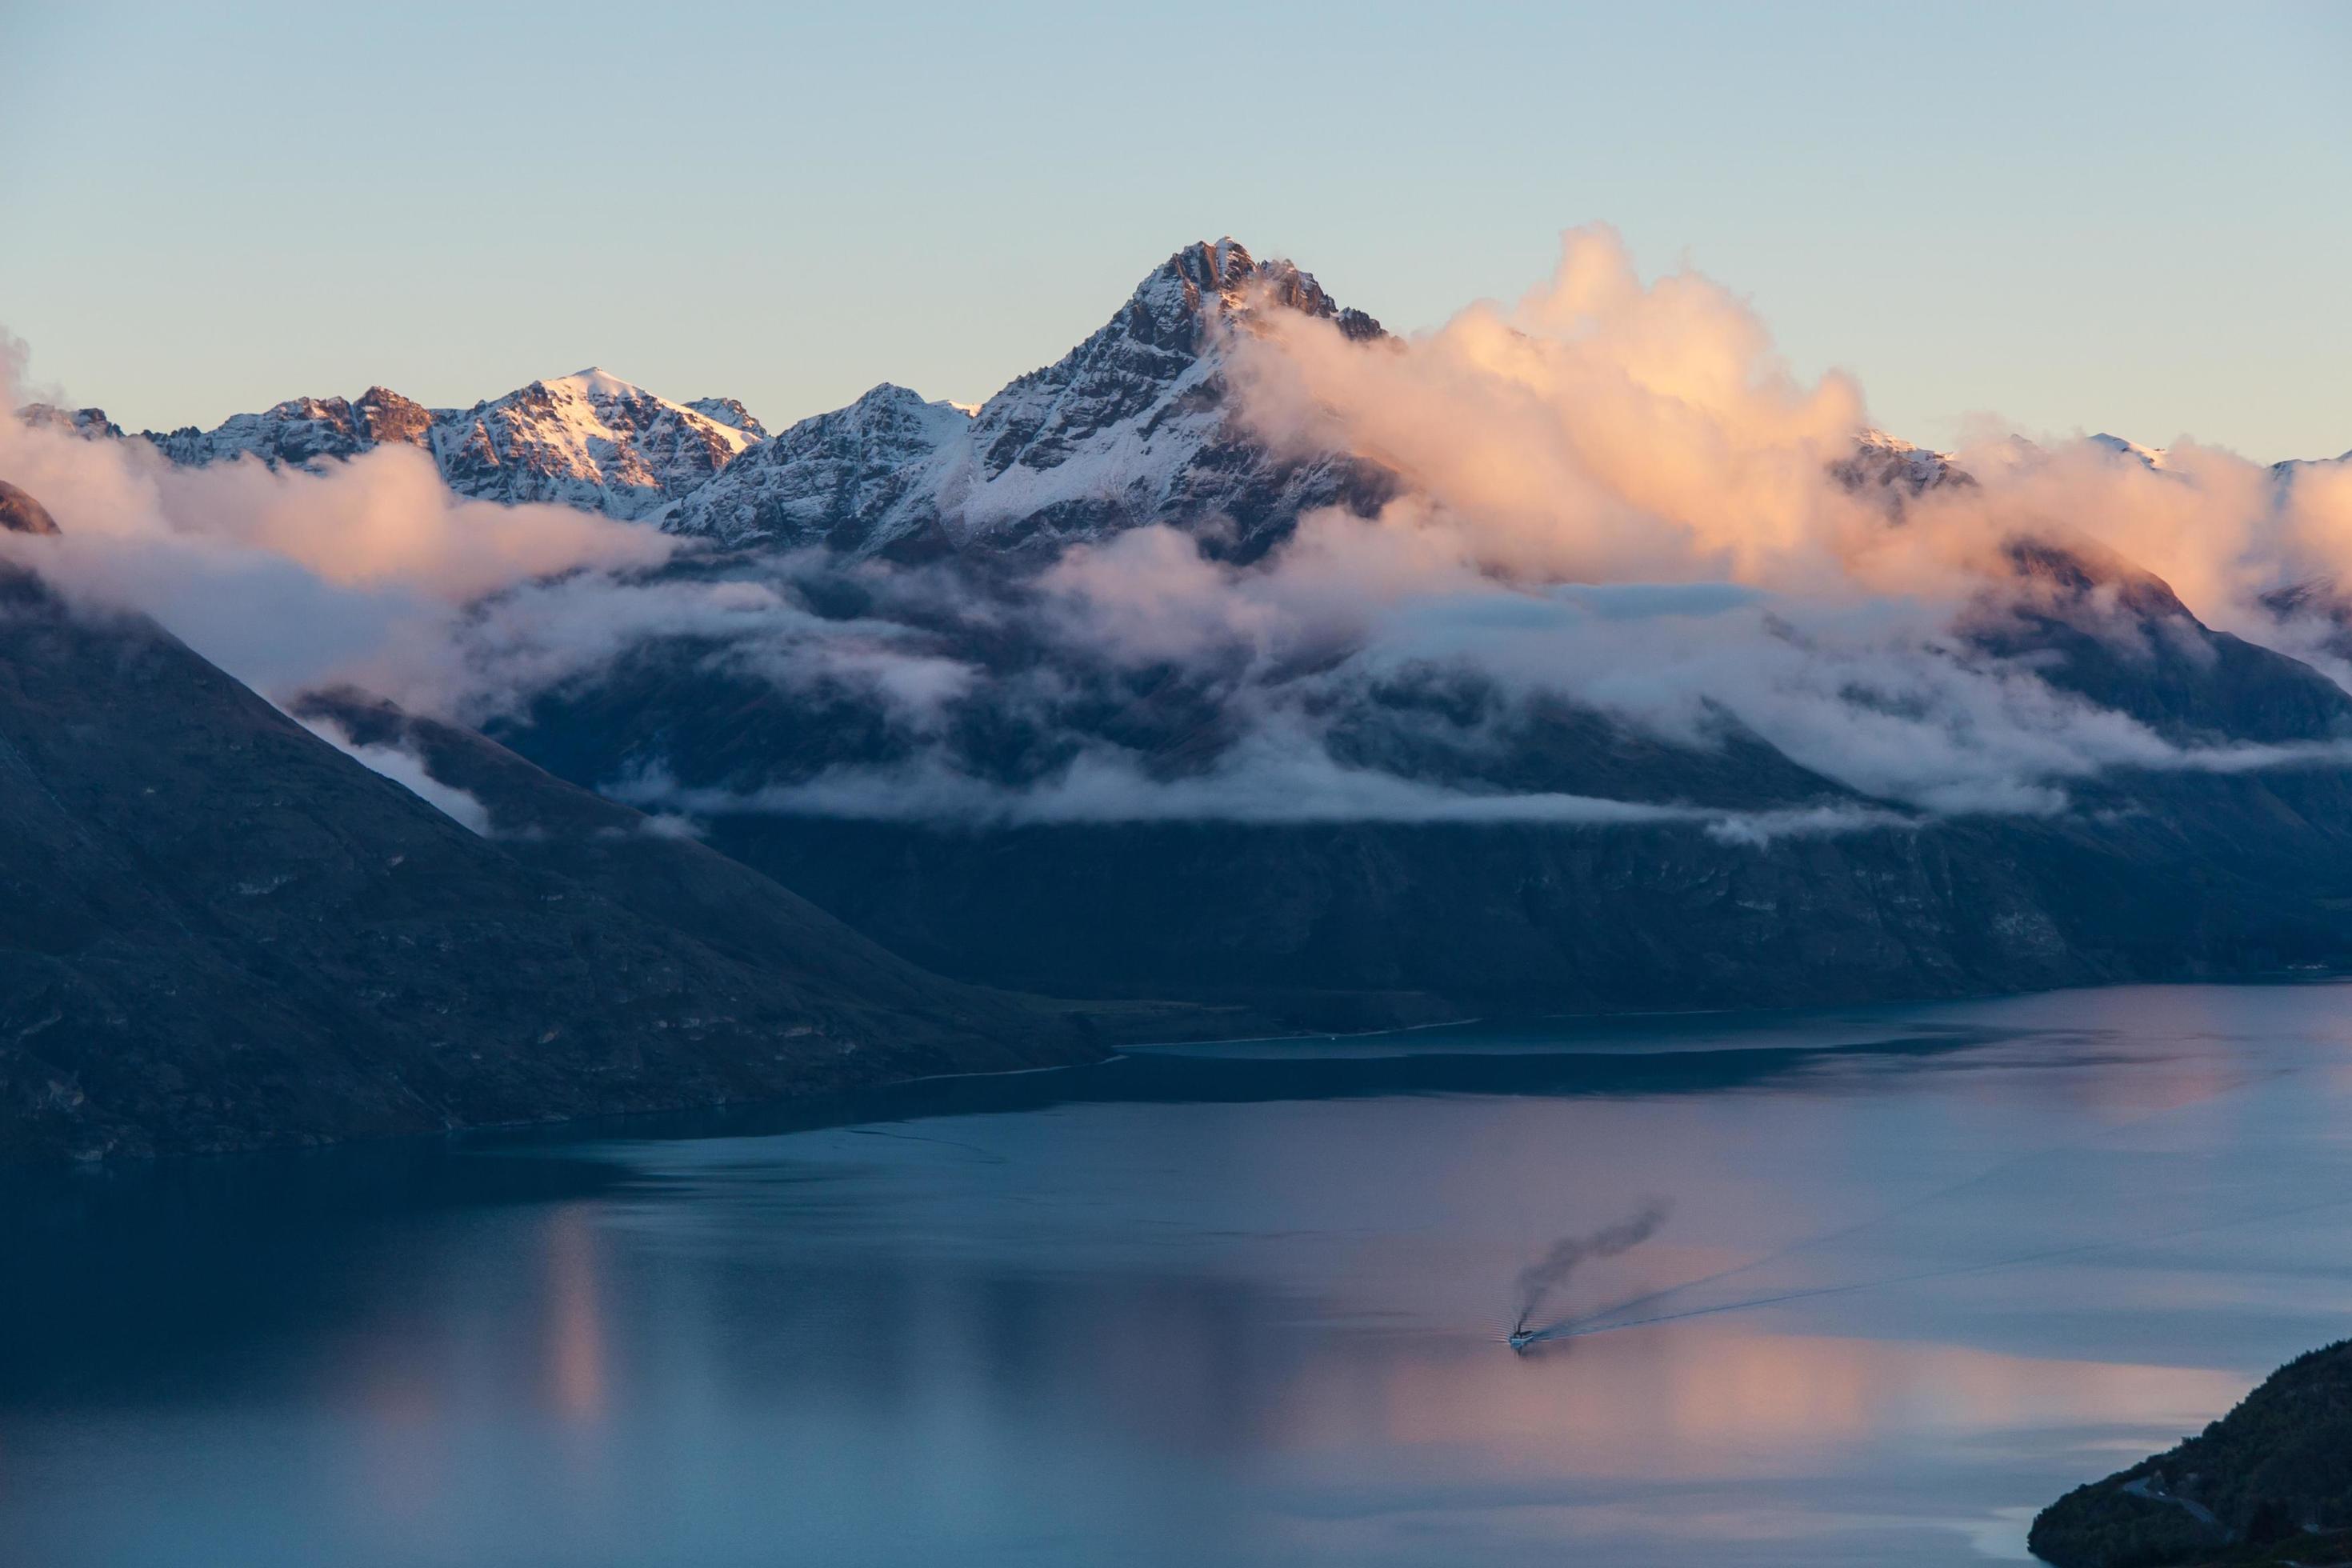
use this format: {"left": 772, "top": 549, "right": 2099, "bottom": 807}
{"left": 8, "top": 984, "right": 2352, "bottom": 1566}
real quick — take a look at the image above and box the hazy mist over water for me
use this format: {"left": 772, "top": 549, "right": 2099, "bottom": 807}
{"left": 8, "top": 983, "right": 2352, "bottom": 1566}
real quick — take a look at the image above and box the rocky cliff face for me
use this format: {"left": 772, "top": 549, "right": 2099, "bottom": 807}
{"left": 148, "top": 394, "right": 381, "bottom": 468}
{"left": 355, "top": 386, "right": 435, "bottom": 447}
{"left": 1830, "top": 427, "right": 1974, "bottom": 510}
{"left": 18, "top": 404, "right": 123, "bottom": 441}
{"left": 0, "top": 481, "right": 62, "bottom": 536}
{"left": 17, "top": 239, "right": 1399, "bottom": 554}
{"left": 57, "top": 238, "right": 2322, "bottom": 579}
{"left": 34, "top": 239, "right": 2352, "bottom": 581}
{"left": 666, "top": 238, "right": 1395, "bottom": 557}
{"left": 685, "top": 396, "right": 768, "bottom": 439}
{"left": 669, "top": 382, "right": 974, "bottom": 551}
{"left": 428, "top": 369, "right": 758, "bottom": 518}
{"left": 31, "top": 370, "right": 760, "bottom": 520}
{"left": 946, "top": 238, "right": 1386, "bottom": 553}
{"left": 136, "top": 386, "right": 438, "bottom": 468}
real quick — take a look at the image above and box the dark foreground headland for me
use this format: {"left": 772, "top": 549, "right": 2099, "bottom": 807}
{"left": 2030, "top": 1338, "right": 2352, "bottom": 1567}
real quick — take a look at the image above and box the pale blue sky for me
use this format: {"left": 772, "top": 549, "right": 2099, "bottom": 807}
{"left": 5, "top": 2, "right": 2347, "bottom": 459}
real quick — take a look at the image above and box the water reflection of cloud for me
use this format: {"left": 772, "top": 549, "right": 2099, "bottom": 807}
{"left": 19, "top": 983, "right": 2352, "bottom": 1567}
{"left": 543, "top": 1204, "right": 610, "bottom": 1423}
{"left": 1265, "top": 1319, "right": 2245, "bottom": 1478}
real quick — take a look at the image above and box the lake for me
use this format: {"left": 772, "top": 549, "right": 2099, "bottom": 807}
{"left": 7, "top": 983, "right": 2352, "bottom": 1566}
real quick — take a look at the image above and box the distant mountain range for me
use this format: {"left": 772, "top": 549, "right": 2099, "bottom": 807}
{"left": 26, "top": 241, "right": 1394, "bottom": 558}
{"left": 34, "top": 239, "right": 2349, "bottom": 562}
{"left": 495, "top": 522, "right": 2352, "bottom": 1016}
{"left": 30, "top": 238, "right": 2344, "bottom": 566}
{"left": 13, "top": 238, "right": 2352, "bottom": 1159}
{"left": 28, "top": 366, "right": 760, "bottom": 521}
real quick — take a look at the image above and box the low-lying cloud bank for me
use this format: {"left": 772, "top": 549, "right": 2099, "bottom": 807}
{"left": 297, "top": 714, "right": 494, "bottom": 835}
{"left": 1031, "top": 531, "right": 2341, "bottom": 818}
{"left": 0, "top": 355, "right": 672, "bottom": 702}
{"left": 1230, "top": 226, "right": 2352, "bottom": 626}
{"left": 613, "top": 750, "right": 1929, "bottom": 850}
{"left": 6, "top": 231, "right": 2352, "bottom": 836}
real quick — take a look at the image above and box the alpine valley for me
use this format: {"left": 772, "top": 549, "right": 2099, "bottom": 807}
{"left": 10, "top": 237, "right": 2352, "bottom": 1162}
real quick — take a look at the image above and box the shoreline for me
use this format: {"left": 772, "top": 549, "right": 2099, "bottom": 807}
{"left": 22, "top": 970, "right": 2350, "bottom": 1174}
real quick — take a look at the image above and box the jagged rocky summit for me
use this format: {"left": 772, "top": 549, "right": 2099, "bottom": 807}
{"left": 27, "top": 237, "right": 2352, "bottom": 574}
{"left": 22, "top": 238, "right": 1399, "bottom": 557}
{"left": 664, "top": 237, "right": 1391, "bottom": 558}
{"left": 25, "top": 369, "right": 761, "bottom": 521}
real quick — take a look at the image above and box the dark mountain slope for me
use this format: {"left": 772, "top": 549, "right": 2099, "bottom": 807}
{"left": 687, "top": 778, "right": 2352, "bottom": 1015}
{"left": 479, "top": 543, "right": 2352, "bottom": 1018}
{"left": 492, "top": 654, "right": 2352, "bottom": 1019}
{"left": 0, "top": 545, "right": 1096, "bottom": 1162}
{"left": 1976, "top": 539, "right": 2352, "bottom": 744}
{"left": 0, "top": 480, "right": 62, "bottom": 537}
{"left": 294, "top": 687, "right": 1083, "bottom": 1022}
{"left": 627, "top": 238, "right": 1398, "bottom": 557}
{"left": 2030, "top": 1338, "right": 2352, "bottom": 1567}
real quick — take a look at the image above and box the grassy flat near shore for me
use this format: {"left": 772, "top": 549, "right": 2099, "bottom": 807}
{"left": 2030, "top": 1340, "right": 2352, "bottom": 1568}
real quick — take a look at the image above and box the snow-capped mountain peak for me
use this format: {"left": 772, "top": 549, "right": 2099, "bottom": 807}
{"left": 661, "top": 382, "right": 974, "bottom": 550}
{"left": 685, "top": 396, "right": 769, "bottom": 440}
{"left": 1830, "top": 427, "right": 1971, "bottom": 509}
{"left": 1129, "top": 236, "right": 1258, "bottom": 327}
{"left": 353, "top": 386, "right": 434, "bottom": 448}
{"left": 2088, "top": 432, "right": 2170, "bottom": 470}
{"left": 18, "top": 403, "right": 125, "bottom": 441}
{"left": 932, "top": 239, "right": 1389, "bottom": 551}
{"left": 1127, "top": 238, "right": 1378, "bottom": 335}
{"left": 41, "top": 368, "right": 763, "bottom": 521}
{"left": 661, "top": 238, "right": 1394, "bottom": 558}
{"left": 542, "top": 366, "right": 645, "bottom": 401}
{"left": 22, "top": 238, "right": 1398, "bottom": 556}
{"left": 426, "top": 366, "right": 760, "bottom": 517}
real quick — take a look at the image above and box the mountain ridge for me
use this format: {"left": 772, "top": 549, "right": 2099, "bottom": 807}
{"left": 14, "top": 238, "right": 1402, "bottom": 557}
{"left": 14, "top": 237, "right": 2352, "bottom": 1155}
{"left": 0, "top": 502, "right": 1115, "bottom": 1162}
{"left": 25, "top": 239, "right": 2346, "bottom": 572}
{"left": 23, "top": 367, "right": 759, "bottom": 522}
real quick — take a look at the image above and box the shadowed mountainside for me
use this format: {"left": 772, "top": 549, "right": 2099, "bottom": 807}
{"left": 2030, "top": 1339, "right": 2352, "bottom": 1567}
{"left": 0, "top": 514, "right": 1111, "bottom": 1162}
{"left": 481, "top": 538, "right": 2352, "bottom": 1018}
